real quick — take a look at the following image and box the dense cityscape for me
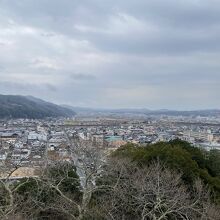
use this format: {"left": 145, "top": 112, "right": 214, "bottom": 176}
{"left": 1, "top": 114, "right": 220, "bottom": 180}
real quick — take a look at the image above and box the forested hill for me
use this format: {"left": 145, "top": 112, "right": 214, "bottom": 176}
{"left": 0, "top": 95, "right": 75, "bottom": 119}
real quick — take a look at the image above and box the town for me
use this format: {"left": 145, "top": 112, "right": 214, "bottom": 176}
{"left": 0, "top": 114, "right": 220, "bottom": 180}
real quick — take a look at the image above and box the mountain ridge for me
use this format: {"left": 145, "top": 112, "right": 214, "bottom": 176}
{"left": 0, "top": 95, "right": 75, "bottom": 119}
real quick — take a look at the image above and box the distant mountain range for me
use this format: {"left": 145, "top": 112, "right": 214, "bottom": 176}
{"left": 0, "top": 95, "right": 75, "bottom": 119}
{"left": 63, "top": 105, "right": 220, "bottom": 117}
{"left": 0, "top": 94, "right": 219, "bottom": 119}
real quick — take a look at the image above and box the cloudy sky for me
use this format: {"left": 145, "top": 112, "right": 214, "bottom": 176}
{"left": 0, "top": 0, "right": 219, "bottom": 109}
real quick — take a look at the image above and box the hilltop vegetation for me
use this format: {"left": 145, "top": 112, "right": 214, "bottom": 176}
{"left": 0, "top": 95, "right": 75, "bottom": 119}
{"left": 114, "top": 140, "right": 220, "bottom": 204}
{"left": 0, "top": 140, "right": 219, "bottom": 219}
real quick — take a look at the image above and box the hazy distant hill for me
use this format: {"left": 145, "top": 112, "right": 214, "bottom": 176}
{"left": 0, "top": 95, "right": 75, "bottom": 119}
{"left": 63, "top": 105, "right": 220, "bottom": 117}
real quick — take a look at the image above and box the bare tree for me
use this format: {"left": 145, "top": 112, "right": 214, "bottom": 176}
{"left": 0, "top": 134, "right": 219, "bottom": 220}
{"left": 67, "top": 135, "right": 109, "bottom": 219}
{"left": 0, "top": 133, "right": 108, "bottom": 220}
{"left": 96, "top": 158, "right": 220, "bottom": 220}
{"left": 9, "top": 159, "right": 106, "bottom": 220}
{"left": 0, "top": 158, "right": 35, "bottom": 219}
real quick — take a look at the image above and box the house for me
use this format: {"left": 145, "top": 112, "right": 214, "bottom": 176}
{"left": 0, "top": 132, "right": 19, "bottom": 142}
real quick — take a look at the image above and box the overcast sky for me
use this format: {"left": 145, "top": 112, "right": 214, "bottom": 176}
{"left": 0, "top": 0, "right": 219, "bottom": 109}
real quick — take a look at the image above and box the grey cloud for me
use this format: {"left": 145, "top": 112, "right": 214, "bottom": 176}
{"left": 0, "top": 0, "right": 219, "bottom": 109}
{"left": 71, "top": 73, "right": 96, "bottom": 81}
{"left": 45, "top": 83, "right": 58, "bottom": 92}
{"left": 0, "top": 81, "right": 57, "bottom": 94}
{"left": 1, "top": 0, "right": 220, "bottom": 55}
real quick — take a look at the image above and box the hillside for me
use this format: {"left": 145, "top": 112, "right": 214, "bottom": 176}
{"left": 0, "top": 95, "right": 75, "bottom": 119}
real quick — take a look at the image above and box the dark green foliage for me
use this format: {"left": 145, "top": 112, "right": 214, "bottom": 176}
{"left": 114, "top": 141, "right": 199, "bottom": 183}
{"left": 15, "top": 163, "right": 81, "bottom": 199}
{"left": 1, "top": 141, "right": 219, "bottom": 219}
{"left": 46, "top": 162, "right": 82, "bottom": 201}
{"left": 36, "top": 210, "right": 70, "bottom": 220}
{"left": 13, "top": 163, "right": 81, "bottom": 219}
{"left": 0, "top": 182, "right": 10, "bottom": 208}
{"left": 15, "top": 177, "right": 57, "bottom": 204}
{"left": 114, "top": 139, "right": 220, "bottom": 203}
{"left": 206, "top": 149, "right": 220, "bottom": 177}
